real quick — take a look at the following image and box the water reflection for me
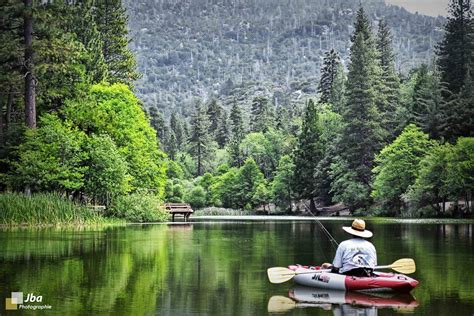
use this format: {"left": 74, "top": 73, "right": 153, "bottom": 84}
{"left": 268, "top": 286, "right": 418, "bottom": 314}
{"left": 0, "top": 221, "right": 472, "bottom": 315}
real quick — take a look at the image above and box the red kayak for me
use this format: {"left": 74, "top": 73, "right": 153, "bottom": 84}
{"left": 288, "top": 265, "right": 419, "bottom": 292}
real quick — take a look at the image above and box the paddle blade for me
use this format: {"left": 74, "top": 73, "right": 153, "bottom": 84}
{"left": 390, "top": 258, "right": 416, "bottom": 274}
{"left": 267, "top": 267, "right": 295, "bottom": 284}
{"left": 267, "top": 296, "right": 296, "bottom": 313}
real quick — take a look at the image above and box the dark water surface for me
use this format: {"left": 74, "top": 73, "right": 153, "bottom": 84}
{"left": 0, "top": 218, "right": 473, "bottom": 315}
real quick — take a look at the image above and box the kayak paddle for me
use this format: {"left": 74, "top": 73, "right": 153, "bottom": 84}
{"left": 267, "top": 258, "right": 416, "bottom": 284}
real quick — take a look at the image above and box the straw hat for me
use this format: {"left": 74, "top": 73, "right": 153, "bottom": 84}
{"left": 342, "top": 219, "right": 373, "bottom": 238}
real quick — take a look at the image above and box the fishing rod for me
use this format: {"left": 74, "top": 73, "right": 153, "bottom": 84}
{"left": 302, "top": 202, "right": 339, "bottom": 251}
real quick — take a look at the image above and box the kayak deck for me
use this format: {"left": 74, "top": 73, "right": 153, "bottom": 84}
{"left": 289, "top": 265, "right": 419, "bottom": 292}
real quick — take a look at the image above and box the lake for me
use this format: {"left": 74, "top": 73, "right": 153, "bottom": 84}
{"left": 1, "top": 218, "right": 473, "bottom": 315}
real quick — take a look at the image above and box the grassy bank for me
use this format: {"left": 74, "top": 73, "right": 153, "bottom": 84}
{"left": 0, "top": 193, "right": 117, "bottom": 226}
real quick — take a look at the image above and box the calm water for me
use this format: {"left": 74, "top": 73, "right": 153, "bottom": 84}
{"left": 0, "top": 218, "right": 473, "bottom": 315}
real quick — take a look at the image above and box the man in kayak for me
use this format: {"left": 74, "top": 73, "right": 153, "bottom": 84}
{"left": 321, "top": 219, "right": 376, "bottom": 277}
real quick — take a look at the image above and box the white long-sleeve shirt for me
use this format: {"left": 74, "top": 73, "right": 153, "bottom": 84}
{"left": 332, "top": 237, "right": 377, "bottom": 273}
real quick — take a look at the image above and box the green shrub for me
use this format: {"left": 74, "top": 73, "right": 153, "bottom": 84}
{"left": 109, "top": 193, "right": 169, "bottom": 222}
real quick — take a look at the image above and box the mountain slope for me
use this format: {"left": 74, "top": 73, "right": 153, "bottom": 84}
{"left": 124, "top": 0, "right": 445, "bottom": 117}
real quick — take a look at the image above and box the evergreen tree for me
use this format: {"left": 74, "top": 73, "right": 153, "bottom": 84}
{"left": 437, "top": 0, "right": 474, "bottom": 96}
{"left": 446, "top": 68, "right": 474, "bottom": 138}
{"left": 189, "top": 101, "right": 212, "bottom": 176}
{"left": 412, "top": 67, "right": 448, "bottom": 139}
{"left": 228, "top": 102, "right": 244, "bottom": 166}
{"left": 66, "top": 0, "right": 108, "bottom": 83}
{"left": 376, "top": 19, "right": 400, "bottom": 140}
{"left": 94, "top": 0, "right": 140, "bottom": 86}
{"left": 333, "top": 7, "right": 383, "bottom": 211}
{"left": 24, "top": 0, "right": 36, "bottom": 128}
{"left": 319, "top": 49, "right": 341, "bottom": 104}
{"left": 329, "top": 63, "right": 346, "bottom": 114}
{"left": 229, "top": 102, "right": 244, "bottom": 141}
{"left": 272, "top": 155, "right": 295, "bottom": 212}
{"left": 292, "top": 99, "right": 322, "bottom": 212}
{"left": 206, "top": 99, "right": 223, "bottom": 138}
{"left": 250, "top": 96, "right": 274, "bottom": 132}
{"left": 170, "top": 112, "right": 186, "bottom": 151}
{"left": 216, "top": 110, "right": 230, "bottom": 148}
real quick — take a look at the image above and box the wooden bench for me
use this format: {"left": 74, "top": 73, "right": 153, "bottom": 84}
{"left": 164, "top": 203, "right": 193, "bottom": 222}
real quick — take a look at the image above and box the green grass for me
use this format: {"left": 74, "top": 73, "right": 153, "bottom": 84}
{"left": 0, "top": 192, "right": 118, "bottom": 226}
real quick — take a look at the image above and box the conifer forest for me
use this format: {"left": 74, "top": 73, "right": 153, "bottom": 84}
{"left": 0, "top": 0, "right": 472, "bottom": 223}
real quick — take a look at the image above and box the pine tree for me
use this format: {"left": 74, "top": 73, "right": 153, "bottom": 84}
{"left": 292, "top": 99, "right": 323, "bottom": 212}
{"left": 437, "top": 0, "right": 474, "bottom": 96}
{"left": 334, "top": 7, "right": 383, "bottom": 211}
{"left": 170, "top": 112, "right": 186, "bottom": 151}
{"left": 23, "top": 0, "right": 36, "bottom": 128}
{"left": 230, "top": 102, "right": 244, "bottom": 142}
{"left": 228, "top": 102, "right": 245, "bottom": 166}
{"left": 329, "top": 63, "right": 346, "bottom": 114}
{"left": 216, "top": 110, "right": 230, "bottom": 148}
{"left": 189, "top": 101, "right": 212, "bottom": 176}
{"left": 94, "top": 0, "right": 139, "bottom": 86}
{"left": 250, "top": 96, "right": 274, "bottom": 132}
{"left": 67, "top": 0, "right": 108, "bottom": 83}
{"left": 206, "top": 98, "right": 223, "bottom": 139}
{"left": 376, "top": 19, "right": 400, "bottom": 141}
{"left": 319, "top": 49, "right": 341, "bottom": 104}
{"left": 412, "top": 67, "right": 448, "bottom": 139}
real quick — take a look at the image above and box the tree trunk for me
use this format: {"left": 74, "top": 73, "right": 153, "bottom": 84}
{"left": 24, "top": 0, "right": 36, "bottom": 129}
{"left": 0, "top": 94, "right": 4, "bottom": 142}
{"left": 5, "top": 88, "right": 13, "bottom": 130}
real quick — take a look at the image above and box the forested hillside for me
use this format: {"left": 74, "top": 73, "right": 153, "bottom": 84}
{"left": 125, "top": 0, "right": 445, "bottom": 117}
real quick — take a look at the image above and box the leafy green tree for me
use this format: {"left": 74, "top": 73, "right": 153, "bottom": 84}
{"left": 214, "top": 167, "right": 240, "bottom": 208}
{"left": 64, "top": 83, "right": 167, "bottom": 196}
{"left": 186, "top": 185, "right": 207, "bottom": 209}
{"left": 271, "top": 155, "right": 295, "bottom": 212}
{"left": 407, "top": 137, "right": 474, "bottom": 216}
{"left": 292, "top": 99, "right": 322, "bottom": 211}
{"left": 445, "top": 137, "right": 474, "bottom": 215}
{"left": 93, "top": 0, "right": 140, "bottom": 86}
{"left": 253, "top": 182, "right": 271, "bottom": 212}
{"left": 10, "top": 114, "right": 87, "bottom": 192}
{"left": 319, "top": 49, "right": 341, "bottom": 104}
{"left": 84, "top": 134, "right": 129, "bottom": 205}
{"left": 372, "top": 124, "right": 437, "bottom": 215}
{"left": 314, "top": 105, "right": 344, "bottom": 205}
{"left": 235, "top": 157, "right": 265, "bottom": 209}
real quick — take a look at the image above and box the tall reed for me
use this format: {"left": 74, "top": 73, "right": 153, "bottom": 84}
{"left": 0, "top": 193, "right": 107, "bottom": 226}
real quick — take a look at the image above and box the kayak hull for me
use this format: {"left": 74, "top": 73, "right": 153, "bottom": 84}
{"left": 289, "top": 265, "right": 419, "bottom": 293}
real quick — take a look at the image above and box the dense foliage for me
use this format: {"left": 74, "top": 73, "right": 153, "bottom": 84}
{"left": 0, "top": 0, "right": 472, "bottom": 220}
{"left": 0, "top": 1, "right": 167, "bottom": 223}
{"left": 157, "top": 1, "right": 472, "bottom": 217}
